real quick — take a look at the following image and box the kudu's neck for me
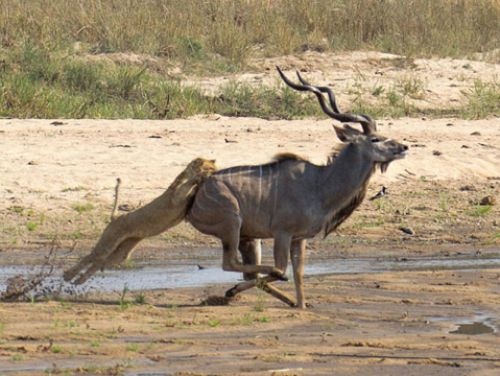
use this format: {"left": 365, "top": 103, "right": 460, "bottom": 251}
{"left": 320, "top": 143, "right": 375, "bottom": 210}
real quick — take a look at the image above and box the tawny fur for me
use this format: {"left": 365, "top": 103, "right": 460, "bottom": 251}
{"left": 64, "top": 158, "right": 217, "bottom": 284}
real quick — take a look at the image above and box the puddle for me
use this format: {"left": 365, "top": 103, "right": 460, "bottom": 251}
{"left": 450, "top": 322, "right": 495, "bottom": 335}
{"left": 0, "top": 254, "right": 498, "bottom": 295}
{"left": 431, "top": 313, "right": 497, "bottom": 335}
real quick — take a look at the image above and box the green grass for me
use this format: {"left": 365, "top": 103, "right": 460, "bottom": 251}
{"left": 61, "top": 186, "right": 87, "bottom": 193}
{"left": 119, "top": 285, "right": 131, "bottom": 310}
{"left": 51, "top": 344, "right": 63, "bottom": 354}
{"left": 26, "top": 221, "right": 39, "bottom": 232}
{"left": 71, "top": 203, "right": 94, "bottom": 214}
{"left": 90, "top": 340, "right": 101, "bottom": 348}
{"left": 11, "top": 354, "right": 23, "bottom": 362}
{"left": 1, "top": 0, "right": 497, "bottom": 61}
{"left": 114, "top": 259, "right": 136, "bottom": 270}
{"left": 253, "top": 292, "right": 266, "bottom": 312}
{"left": 0, "top": 46, "right": 322, "bottom": 119}
{"left": 469, "top": 205, "right": 493, "bottom": 217}
{"left": 207, "top": 319, "right": 221, "bottom": 328}
{"left": 461, "top": 80, "right": 500, "bottom": 119}
{"left": 0, "top": 1, "right": 498, "bottom": 120}
{"left": 235, "top": 313, "right": 271, "bottom": 326}
{"left": 134, "top": 292, "right": 147, "bottom": 305}
{"left": 65, "top": 320, "right": 78, "bottom": 329}
{"left": 218, "top": 82, "right": 322, "bottom": 119}
{"left": 255, "top": 315, "right": 270, "bottom": 323}
{"left": 126, "top": 343, "right": 139, "bottom": 352}
{"left": 7, "top": 206, "right": 24, "bottom": 214}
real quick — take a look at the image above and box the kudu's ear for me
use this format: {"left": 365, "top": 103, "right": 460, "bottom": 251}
{"left": 333, "top": 124, "right": 361, "bottom": 142}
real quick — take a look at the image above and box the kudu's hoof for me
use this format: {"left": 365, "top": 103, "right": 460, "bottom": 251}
{"left": 62, "top": 271, "right": 74, "bottom": 282}
{"left": 243, "top": 272, "right": 258, "bottom": 281}
{"left": 225, "top": 287, "right": 238, "bottom": 298}
{"left": 270, "top": 271, "right": 288, "bottom": 281}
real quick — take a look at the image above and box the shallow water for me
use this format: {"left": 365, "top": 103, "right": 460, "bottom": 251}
{"left": 450, "top": 321, "right": 495, "bottom": 335}
{"left": 430, "top": 312, "right": 498, "bottom": 335}
{"left": 0, "top": 254, "right": 498, "bottom": 295}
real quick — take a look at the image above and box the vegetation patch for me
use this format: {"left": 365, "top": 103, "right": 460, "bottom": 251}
{"left": 0, "top": 1, "right": 498, "bottom": 119}
{"left": 1, "top": 1, "right": 498, "bottom": 61}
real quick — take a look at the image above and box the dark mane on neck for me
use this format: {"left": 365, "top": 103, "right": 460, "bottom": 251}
{"left": 272, "top": 152, "right": 309, "bottom": 162}
{"left": 322, "top": 142, "right": 377, "bottom": 236}
{"left": 322, "top": 177, "right": 372, "bottom": 237}
{"left": 272, "top": 144, "right": 347, "bottom": 166}
{"left": 326, "top": 143, "right": 347, "bottom": 165}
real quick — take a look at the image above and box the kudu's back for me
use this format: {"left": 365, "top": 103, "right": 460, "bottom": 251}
{"left": 187, "top": 157, "right": 327, "bottom": 240}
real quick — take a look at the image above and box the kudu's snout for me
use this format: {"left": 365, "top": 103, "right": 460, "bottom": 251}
{"left": 396, "top": 143, "right": 409, "bottom": 158}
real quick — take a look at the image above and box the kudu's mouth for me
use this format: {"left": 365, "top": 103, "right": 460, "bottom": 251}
{"left": 380, "top": 148, "right": 408, "bottom": 173}
{"left": 393, "top": 149, "right": 408, "bottom": 159}
{"left": 392, "top": 144, "right": 409, "bottom": 160}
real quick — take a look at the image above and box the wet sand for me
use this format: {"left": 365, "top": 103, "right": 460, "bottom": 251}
{"left": 0, "top": 266, "right": 499, "bottom": 375}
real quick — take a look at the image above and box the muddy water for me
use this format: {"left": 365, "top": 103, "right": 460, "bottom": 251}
{"left": 429, "top": 311, "right": 498, "bottom": 335}
{"left": 450, "top": 321, "right": 495, "bottom": 335}
{"left": 0, "top": 254, "right": 498, "bottom": 294}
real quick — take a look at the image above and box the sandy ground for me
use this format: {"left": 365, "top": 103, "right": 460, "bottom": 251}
{"left": 0, "top": 115, "right": 498, "bottom": 254}
{"left": 0, "top": 52, "right": 499, "bottom": 375}
{"left": 0, "top": 268, "right": 499, "bottom": 375}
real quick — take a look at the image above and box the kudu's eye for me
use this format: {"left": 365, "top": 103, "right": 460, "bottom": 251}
{"left": 371, "top": 137, "right": 380, "bottom": 143}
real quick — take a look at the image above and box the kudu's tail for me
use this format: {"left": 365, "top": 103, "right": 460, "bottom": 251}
{"left": 63, "top": 158, "right": 217, "bottom": 285}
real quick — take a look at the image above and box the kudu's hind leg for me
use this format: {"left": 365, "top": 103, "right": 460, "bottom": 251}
{"left": 222, "top": 240, "right": 283, "bottom": 277}
{"left": 225, "top": 273, "right": 297, "bottom": 307}
{"left": 225, "top": 232, "right": 289, "bottom": 281}
{"left": 221, "top": 221, "right": 286, "bottom": 278}
{"left": 239, "top": 239, "right": 262, "bottom": 281}
{"left": 190, "top": 181, "right": 284, "bottom": 277}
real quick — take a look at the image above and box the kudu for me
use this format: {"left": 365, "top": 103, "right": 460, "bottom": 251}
{"left": 187, "top": 67, "right": 408, "bottom": 308}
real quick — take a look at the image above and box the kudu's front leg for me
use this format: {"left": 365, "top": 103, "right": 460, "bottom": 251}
{"left": 238, "top": 239, "right": 294, "bottom": 305}
{"left": 291, "top": 239, "right": 307, "bottom": 309}
{"left": 225, "top": 233, "right": 295, "bottom": 306}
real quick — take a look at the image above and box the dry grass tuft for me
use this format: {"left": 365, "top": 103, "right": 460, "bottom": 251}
{"left": 0, "top": 0, "right": 498, "bottom": 119}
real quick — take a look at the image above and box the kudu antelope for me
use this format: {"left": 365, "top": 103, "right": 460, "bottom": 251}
{"left": 187, "top": 67, "right": 408, "bottom": 308}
